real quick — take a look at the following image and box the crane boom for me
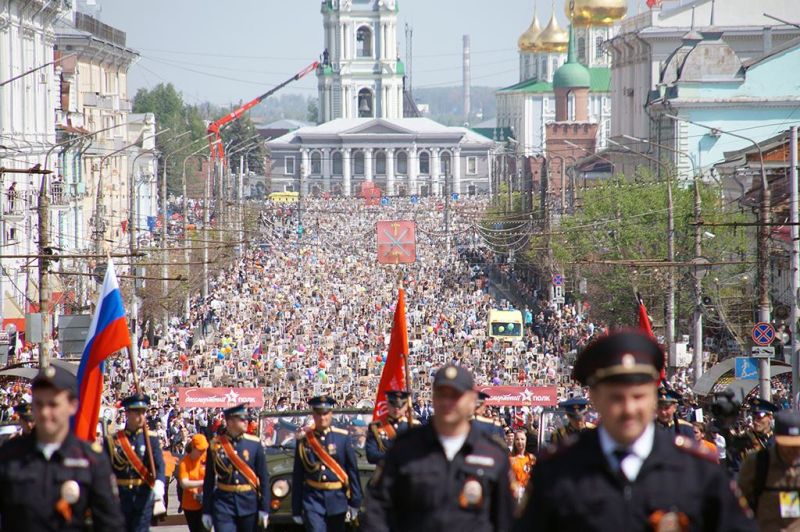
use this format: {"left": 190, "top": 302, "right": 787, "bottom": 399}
{"left": 207, "top": 60, "right": 320, "bottom": 162}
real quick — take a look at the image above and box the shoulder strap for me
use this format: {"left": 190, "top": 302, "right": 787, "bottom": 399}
{"left": 751, "top": 448, "right": 770, "bottom": 512}
{"left": 218, "top": 435, "right": 260, "bottom": 491}
{"left": 116, "top": 431, "right": 155, "bottom": 487}
{"left": 304, "top": 428, "right": 348, "bottom": 486}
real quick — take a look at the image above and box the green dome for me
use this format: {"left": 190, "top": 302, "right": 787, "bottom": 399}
{"left": 553, "top": 62, "right": 590, "bottom": 89}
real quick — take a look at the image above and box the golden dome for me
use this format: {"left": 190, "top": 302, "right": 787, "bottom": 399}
{"left": 534, "top": 11, "right": 568, "bottom": 53}
{"left": 518, "top": 8, "right": 542, "bottom": 52}
{"left": 565, "top": 0, "right": 627, "bottom": 27}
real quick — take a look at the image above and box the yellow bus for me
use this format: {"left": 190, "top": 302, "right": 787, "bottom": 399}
{"left": 268, "top": 191, "right": 299, "bottom": 203}
{"left": 487, "top": 309, "right": 524, "bottom": 342}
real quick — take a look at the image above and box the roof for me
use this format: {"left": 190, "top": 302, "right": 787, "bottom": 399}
{"left": 742, "top": 35, "right": 800, "bottom": 69}
{"left": 257, "top": 119, "right": 311, "bottom": 130}
{"left": 498, "top": 67, "right": 611, "bottom": 94}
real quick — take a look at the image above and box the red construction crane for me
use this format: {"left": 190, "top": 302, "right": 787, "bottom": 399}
{"left": 207, "top": 60, "right": 320, "bottom": 164}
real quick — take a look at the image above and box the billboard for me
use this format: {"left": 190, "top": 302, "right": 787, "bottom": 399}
{"left": 476, "top": 386, "right": 558, "bottom": 407}
{"left": 178, "top": 387, "right": 264, "bottom": 408}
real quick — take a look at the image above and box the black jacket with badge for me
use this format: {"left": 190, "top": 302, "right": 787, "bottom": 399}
{"left": 0, "top": 431, "right": 125, "bottom": 531}
{"left": 512, "top": 427, "right": 756, "bottom": 532}
{"left": 364, "top": 421, "right": 514, "bottom": 532}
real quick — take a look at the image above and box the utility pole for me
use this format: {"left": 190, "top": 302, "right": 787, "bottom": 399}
{"left": 666, "top": 176, "right": 676, "bottom": 358}
{"left": 444, "top": 156, "right": 451, "bottom": 253}
{"left": 129, "top": 150, "right": 155, "bottom": 363}
{"left": 790, "top": 125, "right": 799, "bottom": 405}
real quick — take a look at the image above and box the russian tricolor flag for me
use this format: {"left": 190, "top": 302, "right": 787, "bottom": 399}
{"left": 74, "top": 260, "right": 132, "bottom": 441}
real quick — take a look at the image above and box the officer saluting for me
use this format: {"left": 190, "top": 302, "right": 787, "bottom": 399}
{"left": 512, "top": 330, "right": 756, "bottom": 532}
{"left": 105, "top": 393, "right": 166, "bottom": 532}
{"left": 0, "top": 365, "right": 124, "bottom": 531}
{"left": 12, "top": 400, "right": 35, "bottom": 436}
{"left": 202, "top": 404, "right": 270, "bottom": 531}
{"left": 364, "top": 364, "right": 514, "bottom": 532}
{"left": 365, "top": 390, "right": 418, "bottom": 464}
{"left": 292, "top": 395, "right": 363, "bottom": 531}
{"left": 551, "top": 397, "right": 595, "bottom": 445}
{"left": 655, "top": 386, "right": 694, "bottom": 438}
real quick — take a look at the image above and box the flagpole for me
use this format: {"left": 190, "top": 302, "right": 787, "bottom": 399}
{"left": 125, "top": 344, "right": 158, "bottom": 486}
{"left": 398, "top": 271, "right": 415, "bottom": 425}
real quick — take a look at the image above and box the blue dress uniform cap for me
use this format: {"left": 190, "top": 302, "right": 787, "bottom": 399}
{"left": 120, "top": 393, "right": 150, "bottom": 410}
{"left": 32, "top": 364, "right": 77, "bottom": 396}
{"left": 385, "top": 390, "right": 411, "bottom": 407}
{"left": 750, "top": 397, "right": 778, "bottom": 415}
{"left": 658, "top": 386, "right": 681, "bottom": 404}
{"left": 573, "top": 330, "right": 664, "bottom": 386}
{"left": 13, "top": 401, "right": 33, "bottom": 420}
{"left": 559, "top": 397, "right": 590, "bottom": 416}
{"left": 222, "top": 403, "right": 248, "bottom": 419}
{"left": 433, "top": 364, "right": 474, "bottom": 392}
{"left": 308, "top": 394, "right": 336, "bottom": 411}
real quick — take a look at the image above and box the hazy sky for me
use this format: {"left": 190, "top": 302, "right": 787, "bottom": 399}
{"left": 95, "top": 0, "right": 646, "bottom": 105}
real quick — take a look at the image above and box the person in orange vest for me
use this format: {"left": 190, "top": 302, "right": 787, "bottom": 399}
{"left": 178, "top": 434, "right": 208, "bottom": 532}
{"left": 509, "top": 429, "right": 536, "bottom": 502}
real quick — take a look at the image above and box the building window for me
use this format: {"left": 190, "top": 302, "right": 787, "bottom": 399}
{"left": 419, "top": 151, "right": 430, "bottom": 175}
{"left": 311, "top": 152, "right": 322, "bottom": 175}
{"left": 357, "top": 26, "right": 373, "bottom": 58}
{"left": 578, "top": 37, "right": 586, "bottom": 62}
{"left": 358, "top": 88, "right": 374, "bottom": 118}
{"left": 396, "top": 151, "right": 408, "bottom": 175}
{"left": 375, "top": 151, "right": 386, "bottom": 175}
{"left": 596, "top": 35, "right": 604, "bottom": 60}
{"left": 284, "top": 156, "right": 295, "bottom": 175}
{"left": 467, "top": 156, "right": 477, "bottom": 175}
{"left": 332, "top": 151, "right": 343, "bottom": 175}
{"left": 353, "top": 151, "right": 365, "bottom": 175}
{"left": 440, "top": 152, "right": 452, "bottom": 176}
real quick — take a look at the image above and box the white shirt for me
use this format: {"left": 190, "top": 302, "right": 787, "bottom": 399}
{"left": 598, "top": 423, "right": 655, "bottom": 482}
{"left": 438, "top": 432, "right": 468, "bottom": 461}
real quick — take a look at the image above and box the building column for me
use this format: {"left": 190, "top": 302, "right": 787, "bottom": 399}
{"left": 322, "top": 148, "right": 331, "bottom": 191}
{"left": 364, "top": 148, "right": 373, "bottom": 182}
{"left": 409, "top": 146, "right": 418, "bottom": 195}
{"left": 431, "top": 148, "right": 440, "bottom": 196}
{"left": 342, "top": 148, "right": 352, "bottom": 196}
{"left": 300, "top": 149, "right": 310, "bottom": 195}
{"left": 453, "top": 147, "right": 462, "bottom": 195}
{"left": 381, "top": 23, "right": 386, "bottom": 60}
{"left": 386, "top": 148, "right": 395, "bottom": 195}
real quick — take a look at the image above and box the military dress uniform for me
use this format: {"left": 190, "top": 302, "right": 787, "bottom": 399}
{"left": 202, "top": 404, "right": 270, "bottom": 532}
{"left": 472, "top": 392, "right": 506, "bottom": 443}
{"left": 0, "top": 365, "right": 125, "bottom": 532}
{"left": 551, "top": 397, "right": 595, "bottom": 445}
{"left": 105, "top": 394, "right": 166, "bottom": 532}
{"left": 655, "top": 387, "right": 695, "bottom": 439}
{"left": 513, "top": 331, "right": 756, "bottom": 532}
{"left": 365, "top": 390, "right": 419, "bottom": 465}
{"left": 292, "top": 396, "right": 363, "bottom": 532}
{"left": 364, "top": 365, "right": 515, "bottom": 532}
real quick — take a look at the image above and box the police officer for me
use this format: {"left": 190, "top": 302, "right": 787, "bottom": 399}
{"left": 105, "top": 393, "right": 166, "bottom": 532}
{"left": 472, "top": 391, "right": 505, "bottom": 442}
{"left": 655, "top": 386, "right": 695, "bottom": 438}
{"left": 365, "top": 390, "right": 418, "bottom": 464}
{"left": 0, "top": 365, "right": 124, "bottom": 531}
{"left": 12, "top": 400, "right": 35, "bottom": 436}
{"left": 292, "top": 395, "right": 363, "bottom": 532}
{"left": 551, "top": 397, "right": 595, "bottom": 445}
{"left": 364, "top": 364, "right": 515, "bottom": 532}
{"left": 513, "top": 330, "right": 756, "bottom": 531}
{"left": 202, "top": 404, "right": 270, "bottom": 531}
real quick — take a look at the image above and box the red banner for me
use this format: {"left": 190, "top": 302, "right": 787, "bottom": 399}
{"left": 178, "top": 387, "right": 264, "bottom": 408}
{"left": 477, "top": 386, "right": 558, "bottom": 407}
{"left": 376, "top": 220, "right": 416, "bottom": 264}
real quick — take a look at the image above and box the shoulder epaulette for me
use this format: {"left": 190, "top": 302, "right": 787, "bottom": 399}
{"left": 677, "top": 419, "right": 693, "bottom": 427}
{"left": 90, "top": 442, "right": 103, "bottom": 454}
{"left": 585, "top": 422, "right": 597, "bottom": 429}
{"left": 410, "top": 419, "right": 422, "bottom": 426}
{"left": 243, "top": 433, "right": 260, "bottom": 442}
{"left": 330, "top": 426, "right": 349, "bottom": 435}
{"left": 673, "top": 435, "right": 717, "bottom": 463}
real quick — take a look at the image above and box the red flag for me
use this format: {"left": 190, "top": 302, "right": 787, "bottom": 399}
{"left": 637, "top": 293, "right": 664, "bottom": 381}
{"left": 372, "top": 288, "right": 408, "bottom": 421}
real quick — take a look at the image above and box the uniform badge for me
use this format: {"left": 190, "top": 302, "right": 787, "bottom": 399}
{"left": 243, "top": 449, "right": 250, "bottom": 461}
{"left": 328, "top": 442, "right": 337, "bottom": 455}
{"left": 55, "top": 480, "right": 81, "bottom": 521}
{"left": 648, "top": 510, "right": 689, "bottom": 532}
{"left": 458, "top": 477, "right": 484, "bottom": 509}
{"left": 445, "top": 366, "right": 458, "bottom": 379}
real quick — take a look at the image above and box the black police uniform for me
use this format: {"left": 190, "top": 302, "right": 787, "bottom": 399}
{"left": 202, "top": 404, "right": 270, "bottom": 532}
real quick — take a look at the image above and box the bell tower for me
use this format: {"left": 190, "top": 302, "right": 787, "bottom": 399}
{"left": 317, "top": 0, "right": 405, "bottom": 123}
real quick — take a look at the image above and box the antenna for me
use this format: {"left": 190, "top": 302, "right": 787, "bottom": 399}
{"left": 405, "top": 23, "right": 413, "bottom": 97}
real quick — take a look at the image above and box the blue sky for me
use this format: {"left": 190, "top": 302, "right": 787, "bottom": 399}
{"left": 96, "top": 0, "right": 645, "bottom": 105}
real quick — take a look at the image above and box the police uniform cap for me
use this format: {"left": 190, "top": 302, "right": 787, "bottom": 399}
{"left": 223, "top": 403, "right": 249, "bottom": 419}
{"left": 32, "top": 364, "right": 77, "bottom": 396}
{"left": 559, "top": 397, "right": 590, "bottom": 416}
{"left": 121, "top": 393, "right": 151, "bottom": 411}
{"left": 385, "top": 390, "right": 411, "bottom": 408}
{"left": 308, "top": 395, "right": 336, "bottom": 412}
{"left": 13, "top": 401, "right": 33, "bottom": 421}
{"left": 775, "top": 410, "right": 800, "bottom": 446}
{"left": 572, "top": 330, "right": 664, "bottom": 386}
{"left": 433, "top": 364, "right": 474, "bottom": 393}
{"left": 749, "top": 398, "right": 778, "bottom": 416}
{"left": 657, "top": 387, "right": 681, "bottom": 405}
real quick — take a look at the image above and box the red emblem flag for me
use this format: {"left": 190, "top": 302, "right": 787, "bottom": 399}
{"left": 362, "top": 182, "right": 382, "bottom": 206}
{"left": 376, "top": 221, "right": 416, "bottom": 264}
{"left": 372, "top": 288, "right": 409, "bottom": 421}
{"left": 637, "top": 293, "right": 664, "bottom": 381}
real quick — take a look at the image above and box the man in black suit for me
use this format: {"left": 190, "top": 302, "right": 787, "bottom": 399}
{"left": 513, "top": 330, "right": 756, "bottom": 532}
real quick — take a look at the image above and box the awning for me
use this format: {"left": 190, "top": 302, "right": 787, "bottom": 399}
{"left": 693, "top": 358, "right": 791, "bottom": 398}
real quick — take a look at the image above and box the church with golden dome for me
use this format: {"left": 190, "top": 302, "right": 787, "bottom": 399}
{"left": 497, "top": 0, "right": 626, "bottom": 155}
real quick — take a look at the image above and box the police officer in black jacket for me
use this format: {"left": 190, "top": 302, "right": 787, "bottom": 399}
{"left": 364, "top": 364, "right": 514, "bottom": 532}
{"left": 512, "top": 330, "right": 756, "bottom": 532}
{"left": 0, "top": 365, "right": 124, "bottom": 531}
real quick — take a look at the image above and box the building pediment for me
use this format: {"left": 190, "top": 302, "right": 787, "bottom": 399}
{"left": 341, "top": 119, "right": 416, "bottom": 136}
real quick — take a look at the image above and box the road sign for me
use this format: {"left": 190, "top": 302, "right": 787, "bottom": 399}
{"left": 380, "top": 197, "right": 390, "bottom": 206}
{"left": 751, "top": 346, "right": 775, "bottom": 358}
{"left": 376, "top": 221, "right": 417, "bottom": 264}
{"left": 735, "top": 357, "right": 759, "bottom": 379}
{"left": 410, "top": 195, "right": 419, "bottom": 205}
{"left": 451, "top": 192, "right": 459, "bottom": 201}
{"left": 552, "top": 274, "right": 563, "bottom": 286}
{"left": 752, "top": 322, "right": 775, "bottom": 346}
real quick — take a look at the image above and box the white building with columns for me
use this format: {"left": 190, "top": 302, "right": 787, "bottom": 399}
{"left": 267, "top": 118, "right": 494, "bottom": 197}
{"left": 317, "top": 0, "right": 404, "bottom": 122}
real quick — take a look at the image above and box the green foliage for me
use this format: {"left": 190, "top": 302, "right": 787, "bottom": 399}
{"left": 218, "top": 113, "right": 266, "bottom": 175}
{"left": 307, "top": 98, "right": 319, "bottom": 124}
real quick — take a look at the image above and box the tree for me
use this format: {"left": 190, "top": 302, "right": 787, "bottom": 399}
{"left": 218, "top": 112, "right": 266, "bottom": 175}
{"left": 307, "top": 98, "right": 319, "bottom": 123}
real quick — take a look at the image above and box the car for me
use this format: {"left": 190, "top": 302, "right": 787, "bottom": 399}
{"left": 0, "top": 423, "right": 21, "bottom": 445}
{"left": 259, "top": 408, "right": 375, "bottom": 531}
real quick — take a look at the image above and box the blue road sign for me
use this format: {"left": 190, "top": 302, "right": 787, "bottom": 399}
{"left": 380, "top": 197, "right": 390, "bottom": 206}
{"left": 752, "top": 322, "right": 775, "bottom": 346}
{"left": 735, "top": 357, "right": 759, "bottom": 380}
{"left": 451, "top": 192, "right": 459, "bottom": 201}
{"left": 552, "top": 274, "right": 563, "bottom": 286}
{"left": 410, "top": 195, "right": 419, "bottom": 205}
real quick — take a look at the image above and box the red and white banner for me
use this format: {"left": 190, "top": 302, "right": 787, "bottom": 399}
{"left": 477, "top": 386, "right": 558, "bottom": 407}
{"left": 178, "top": 387, "right": 264, "bottom": 408}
